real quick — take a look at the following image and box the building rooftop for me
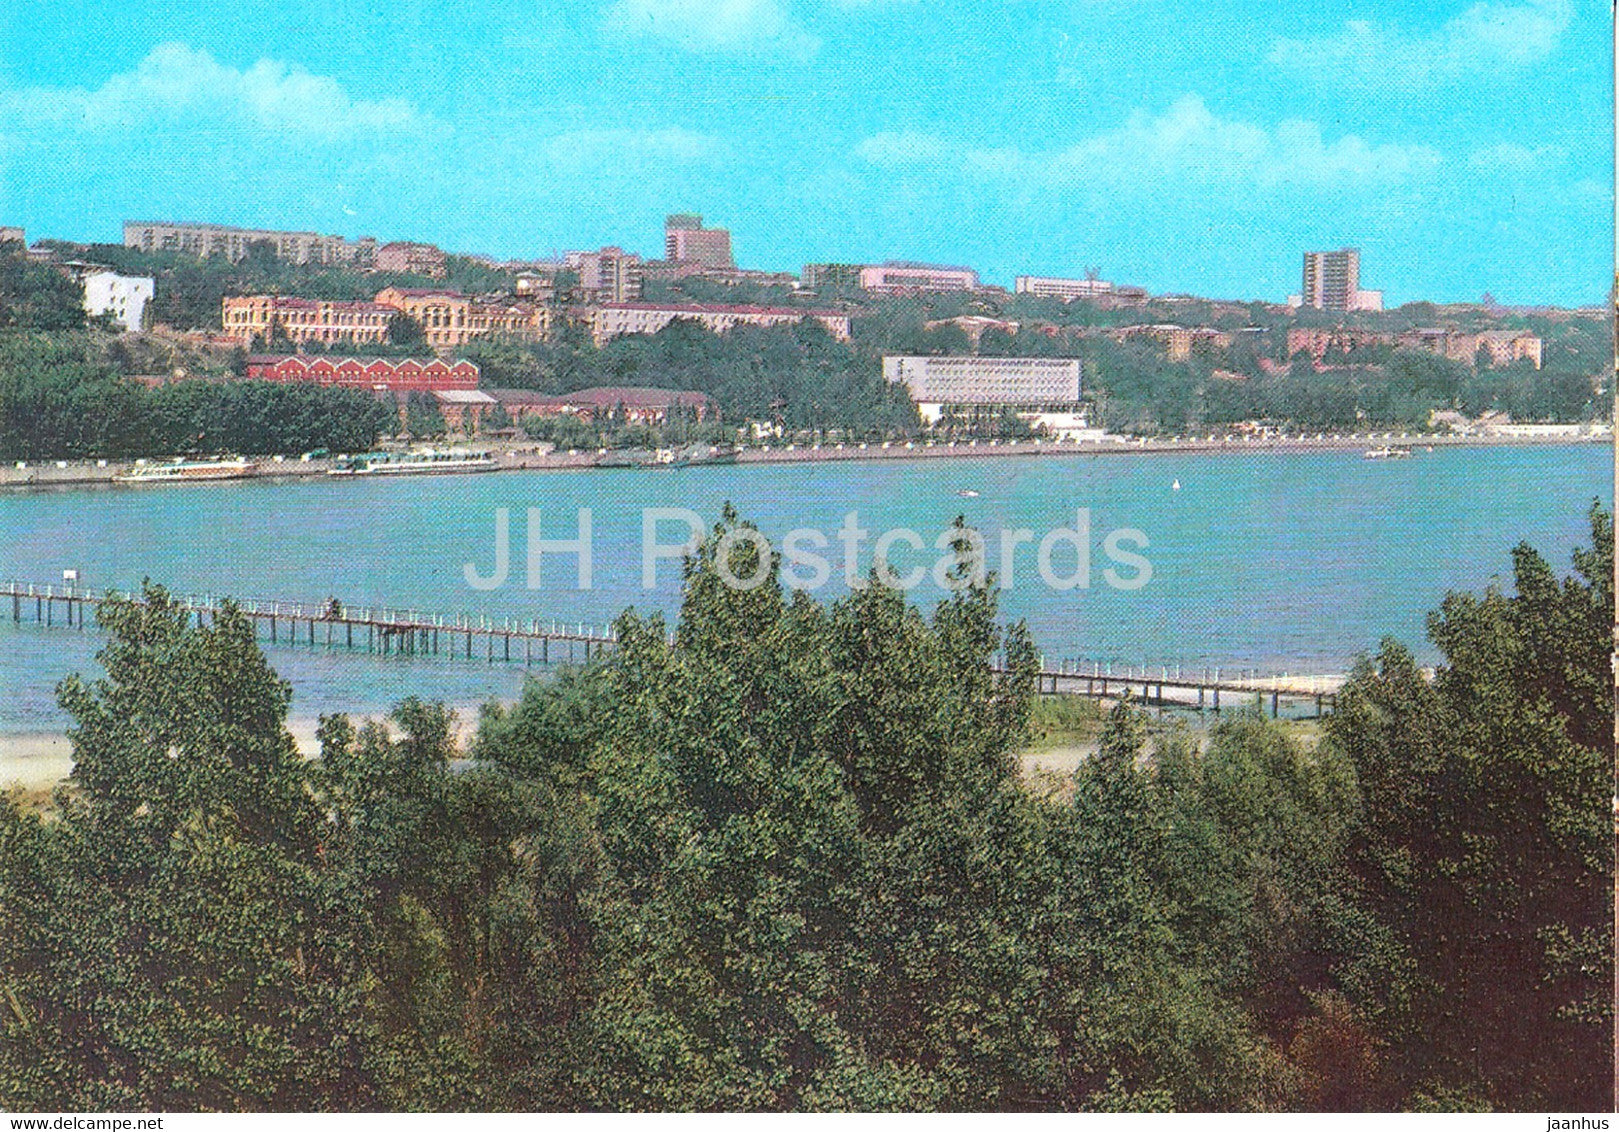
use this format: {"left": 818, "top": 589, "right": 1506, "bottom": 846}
{"left": 600, "top": 301, "right": 843, "bottom": 318}
{"left": 246, "top": 354, "right": 477, "bottom": 367}
{"left": 230, "top": 296, "right": 395, "bottom": 311}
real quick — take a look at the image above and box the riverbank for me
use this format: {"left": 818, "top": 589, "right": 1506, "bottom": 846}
{"left": 0, "top": 428, "right": 1607, "bottom": 490}
{"left": 735, "top": 429, "right": 1609, "bottom": 465}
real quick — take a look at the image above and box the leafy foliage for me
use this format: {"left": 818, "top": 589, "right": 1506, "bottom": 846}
{"left": 0, "top": 510, "right": 1610, "bottom": 1111}
{"left": 1326, "top": 503, "right": 1614, "bottom": 1109}
{"left": 0, "top": 333, "right": 394, "bottom": 458}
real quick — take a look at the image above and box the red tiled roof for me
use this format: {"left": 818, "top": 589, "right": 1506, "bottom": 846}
{"left": 245, "top": 354, "right": 475, "bottom": 368}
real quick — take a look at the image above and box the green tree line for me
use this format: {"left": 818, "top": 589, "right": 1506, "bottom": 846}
{"left": 0, "top": 507, "right": 1608, "bottom": 1111}
{"left": 0, "top": 333, "right": 394, "bottom": 459}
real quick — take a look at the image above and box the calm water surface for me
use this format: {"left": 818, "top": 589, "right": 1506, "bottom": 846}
{"left": 0, "top": 445, "right": 1609, "bottom": 731}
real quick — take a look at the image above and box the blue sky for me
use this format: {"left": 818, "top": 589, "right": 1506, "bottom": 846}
{"left": 0, "top": 0, "right": 1609, "bottom": 305}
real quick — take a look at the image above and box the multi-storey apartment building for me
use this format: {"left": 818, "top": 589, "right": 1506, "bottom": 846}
{"left": 1287, "top": 326, "right": 1542, "bottom": 369}
{"left": 375, "top": 241, "right": 448, "bottom": 278}
{"left": 564, "top": 246, "right": 643, "bottom": 302}
{"left": 1286, "top": 326, "right": 1391, "bottom": 361}
{"left": 1297, "top": 248, "right": 1382, "bottom": 311}
{"left": 221, "top": 296, "right": 395, "bottom": 346}
{"left": 882, "top": 355, "right": 1081, "bottom": 417}
{"left": 859, "top": 262, "right": 980, "bottom": 293}
{"left": 125, "top": 221, "right": 377, "bottom": 266}
{"left": 582, "top": 302, "right": 851, "bottom": 347}
{"left": 1113, "top": 323, "right": 1233, "bottom": 362}
{"left": 1014, "top": 275, "right": 1115, "bottom": 300}
{"left": 1398, "top": 328, "right": 1543, "bottom": 369}
{"left": 371, "top": 287, "right": 549, "bottom": 349}
{"left": 664, "top": 214, "right": 734, "bottom": 269}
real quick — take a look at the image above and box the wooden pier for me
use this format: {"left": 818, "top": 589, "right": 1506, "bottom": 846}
{"left": 1015, "top": 658, "right": 1341, "bottom": 718}
{"left": 3, "top": 581, "right": 1340, "bottom": 716}
{"left": 2, "top": 581, "right": 621, "bottom": 668}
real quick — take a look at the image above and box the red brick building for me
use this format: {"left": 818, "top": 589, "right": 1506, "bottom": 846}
{"left": 245, "top": 354, "right": 479, "bottom": 392}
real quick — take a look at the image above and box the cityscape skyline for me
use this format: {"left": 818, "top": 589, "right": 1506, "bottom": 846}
{"left": 0, "top": 0, "right": 1608, "bottom": 306}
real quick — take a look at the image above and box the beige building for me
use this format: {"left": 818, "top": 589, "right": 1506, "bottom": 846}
{"left": 860, "top": 262, "right": 979, "bottom": 293}
{"left": 882, "top": 355, "right": 1081, "bottom": 421}
{"left": 564, "top": 246, "right": 643, "bottom": 302}
{"left": 372, "top": 287, "right": 548, "bottom": 349}
{"left": 1398, "top": 328, "right": 1543, "bottom": 369}
{"left": 0, "top": 227, "right": 23, "bottom": 248}
{"left": 1286, "top": 326, "right": 1390, "bottom": 361}
{"left": 583, "top": 302, "right": 850, "bottom": 346}
{"left": 375, "top": 241, "right": 448, "bottom": 278}
{"left": 126, "top": 221, "right": 377, "bottom": 266}
{"left": 1114, "top": 324, "right": 1232, "bottom": 362}
{"left": 1014, "top": 275, "right": 1114, "bottom": 300}
{"left": 125, "top": 221, "right": 377, "bottom": 266}
{"left": 221, "top": 295, "right": 395, "bottom": 346}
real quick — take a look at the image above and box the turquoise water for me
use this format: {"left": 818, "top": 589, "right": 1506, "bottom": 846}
{"left": 0, "top": 445, "right": 1610, "bottom": 731}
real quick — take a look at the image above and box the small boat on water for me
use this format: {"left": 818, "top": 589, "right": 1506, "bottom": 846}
{"left": 113, "top": 457, "right": 257, "bottom": 484}
{"left": 956, "top": 489, "right": 980, "bottom": 498}
{"left": 328, "top": 448, "right": 499, "bottom": 476}
{"left": 1363, "top": 446, "right": 1412, "bottom": 460}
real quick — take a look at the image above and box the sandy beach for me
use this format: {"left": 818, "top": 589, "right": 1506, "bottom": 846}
{"left": 0, "top": 703, "right": 490, "bottom": 791}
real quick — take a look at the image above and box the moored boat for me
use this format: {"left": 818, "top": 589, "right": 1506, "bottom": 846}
{"left": 328, "top": 448, "right": 499, "bottom": 476}
{"left": 113, "top": 457, "right": 257, "bottom": 484}
{"left": 1362, "top": 446, "right": 1411, "bottom": 460}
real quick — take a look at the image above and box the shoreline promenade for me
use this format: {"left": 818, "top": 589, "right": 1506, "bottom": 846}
{"left": 0, "top": 429, "right": 1607, "bottom": 490}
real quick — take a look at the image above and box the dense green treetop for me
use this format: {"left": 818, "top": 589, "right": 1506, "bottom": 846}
{"left": 1, "top": 507, "right": 1607, "bottom": 1111}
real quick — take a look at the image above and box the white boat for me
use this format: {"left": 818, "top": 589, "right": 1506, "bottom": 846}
{"left": 113, "top": 457, "right": 257, "bottom": 484}
{"left": 328, "top": 448, "right": 500, "bottom": 476}
{"left": 1363, "top": 446, "right": 1411, "bottom": 460}
{"left": 956, "top": 489, "right": 980, "bottom": 498}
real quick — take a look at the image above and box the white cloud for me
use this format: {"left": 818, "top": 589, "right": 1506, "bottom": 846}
{"left": 539, "top": 126, "right": 722, "bottom": 172}
{"left": 857, "top": 96, "right": 1442, "bottom": 191}
{"left": 604, "top": 0, "right": 821, "bottom": 57}
{"left": 1267, "top": 0, "right": 1572, "bottom": 88}
{"left": 3, "top": 42, "right": 434, "bottom": 142}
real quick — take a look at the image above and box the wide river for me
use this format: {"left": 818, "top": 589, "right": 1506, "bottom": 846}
{"left": 0, "top": 444, "right": 1610, "bottom": 732}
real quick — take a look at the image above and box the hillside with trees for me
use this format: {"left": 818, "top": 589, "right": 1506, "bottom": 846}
{"left": 0, "top": 240, "right": 1607, "bottom": 455}
{"left": 0, "top": 507, "right": 1608, "bottom": 1111}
